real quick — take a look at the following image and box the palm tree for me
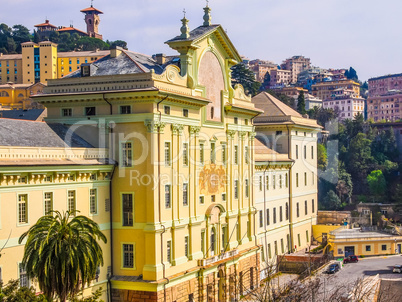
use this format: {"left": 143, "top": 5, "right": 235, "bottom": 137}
{"left": 18, "top": 211, "right": 107, "bottom": 302}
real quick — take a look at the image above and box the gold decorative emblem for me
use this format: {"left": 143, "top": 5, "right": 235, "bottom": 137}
{"left": 199, "top": 164, "right": 226, "bottom": 195}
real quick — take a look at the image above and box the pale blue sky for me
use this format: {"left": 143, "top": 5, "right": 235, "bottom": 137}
{"left": 2, "top": 0, "right": 401, "bottom": 81}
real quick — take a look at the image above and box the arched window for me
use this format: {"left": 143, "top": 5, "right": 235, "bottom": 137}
{"left": 1, "top": 91, "right": 9, "bottom": 97}
{"left": 18, "top": 93, "right": 24, "bottom": 98}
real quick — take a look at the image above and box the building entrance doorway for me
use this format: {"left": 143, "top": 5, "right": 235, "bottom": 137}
{"left": 344, "top": 246, "right": 355, "bottom": 257}
{"left": 397, "top": 244, "right": 401, "bottom": 254}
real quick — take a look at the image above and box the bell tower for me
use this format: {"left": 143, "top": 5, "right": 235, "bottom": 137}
{"left": 80, "top": 1, "right": 103, "bottom": 39}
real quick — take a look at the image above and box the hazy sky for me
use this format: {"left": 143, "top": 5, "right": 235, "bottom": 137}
{"left": 2, "top": 0, "right": 401, "bottom": 81}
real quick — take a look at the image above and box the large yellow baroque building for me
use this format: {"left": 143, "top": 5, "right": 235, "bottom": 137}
{"left": 0, "top": 6, "right": 320, "bottom": 302}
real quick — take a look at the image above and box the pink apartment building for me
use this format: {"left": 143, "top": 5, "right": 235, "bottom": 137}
{"left": 269, "top": 69, "right": 291, "bottom": 88}
{"left": 322, "top": 88, "right": 365, "bottom": 121}
{"left": 368, "top": 73, "right": 402, "bottom": 96}
{"left": 281, "top": 55, "right": 311, "bottom": 83}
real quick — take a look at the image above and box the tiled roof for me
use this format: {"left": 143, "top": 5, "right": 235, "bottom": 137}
{"left": 64, "top": 50, "right": 165, "bottom": 78}
{"left": 0, "top": 119, "right": 93, "bottom": 148}
{"left": 80, "top": 6, "right": 103, "bottom": 14}
{"left": 0, "top": 109, "right": 45, "bottom": 121}
{"left": 34, "top": 21, "right": 57, "bottom": 28}
{"left": 166, "top": 25, "right": 220, "bottom": 43}
{"left": 0, "top": 54, "right": 22, "bottom": 60}
{"left": 254, "top": 137, "right": 292, "bottom": 162}
{"left": 57, "top": 50, "right": 110, "bottom": 58}
{"left": 252, "top": 92, "right": 302, "bottom": 118}
{"left": 57, "top": 27, "right": 88, "bottom": 36}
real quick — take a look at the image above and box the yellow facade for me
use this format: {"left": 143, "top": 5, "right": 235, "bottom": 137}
{"left": 0, "top": 8, "right": 322, "bottom": 302}
{"left": 0, "top": 146, "right": 114, "bottom": 301}
{"left": 311, "top": 79, "right": 361, "bottom": 100}
{"left": 0, "top": 44, "right": 109, "bottom": 85}
{"left": 0, "top": 82, "right": 45, "bottom": 109}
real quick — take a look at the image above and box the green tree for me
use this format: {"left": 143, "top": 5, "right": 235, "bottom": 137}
{"left": 317, "top": 143, "right": 328, "bottom": 170}
{"left": 307, "top": 107, "right": 337, "bottom": 127}
{"left": 260, "top": 71, "right": 271, "bottom": 91}
{"left": 11, "top": 24, "right": 31, "bottom": 52}
{"left": 367, "top": 170, "right": 386, "bottom": 196}
{"left": 345, "top": 67, "right": 358, "bottom": 81}
{"left": 231, "top": 63, "right": 261, "bottom": 96}
{"left": 323, "top": 190, "right": 342, "bottom": 210}
{"left": 107, "top": 39, "right": 128, "bottom": 50}
{"left": 297, "top": 90, "right": 306, "bottom": 115}
{"left": 0, "top": 279, "right": 103, "bottom": 302}
{"left": 18, "top": 211, "right": 107, "bottom": 302}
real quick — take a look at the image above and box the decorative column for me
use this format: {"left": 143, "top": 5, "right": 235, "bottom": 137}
{"left": 172, "top": 123, "right": 184, "bottom": 222}
{"left": 190, "top": 126, "right": 201, "bottom": 218}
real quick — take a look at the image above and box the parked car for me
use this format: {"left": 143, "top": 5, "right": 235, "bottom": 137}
{"left": 343, "top": 255, "right": 358, "bottom": 263}
{"left": 393, "top": 265, "right": 402, "bottom": 273}
{"left": 326, "top": 263, "right": 340, "bottom": 274}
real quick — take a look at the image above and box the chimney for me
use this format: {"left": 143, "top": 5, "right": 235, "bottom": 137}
{"left": 154, "top": 53, "right": 166, "bottom": 65}
{"left": 110, "top": 46, "right": 123, "bottom": 58}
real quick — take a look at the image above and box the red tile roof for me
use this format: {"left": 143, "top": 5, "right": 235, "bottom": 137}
{"left": 57, "top": 27, "right": 88, "bottom": 36}
{"left": 80, "top": 6, "right": 103, "bottom": 14}
{"left": 34, "top": 20, "right": 57, "bottom": 28}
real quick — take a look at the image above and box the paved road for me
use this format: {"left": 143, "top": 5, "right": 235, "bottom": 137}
{"left": 316, "top": 255, "right": 402, "bottom": 299}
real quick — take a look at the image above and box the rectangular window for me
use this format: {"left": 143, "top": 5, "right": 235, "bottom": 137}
{"left": 266, "top": 175, "right": 269, "bottom": 190}
{"left": 164, "top": 142, "right": 171, "bottom": 165}
{"left": 259, "top": 210, "right": 263, "bottom": 227}
{"left": 266, "top": 209, "right": 270, "bottom": 225}
{"left": 234, "top": 180, "right": 238, "bottom": 199}
{"left": 268, "top": 243, "right": 272, "bottom": 258}
{"left": 312, "top": 171, "right": 315, "bottom": 185}
{"left": 122, "top": 193, "right": 133, "bottom": 226}
{"left": 305, "top": 200, "right": 308, "bottom": 215}
{"left": 18, "top": 194, "right": 28, "bottom": 224}
{"left": 165, "top": 185, "right": 171, "bottom": 208}
{"left": 245, "top": 179, "right": 249, "bottom": 198}
{"left": 366, "top": 245, "right": 371, "bottom": 252}
{"left": 298, "top": 234, "right": 301, "bottom": 247}
{"left": 67, "top": 190, "right": 76, "bottom": 215}
{"left": 85, "top": 107, "right": 96, "bottom": 116}
{"left": 185, "top": 236, "right": 189, "bottom": 258}
{"left": 222, "top": 144, "right": 227, "bottom": 164}
{"left": 286, "top": 203, "right": 289, "bottom": 220}
{"left": 259, "top": 176, "right": 262, "bottom": 191}
{"left": 123, "top": 244, "right": 134, "bottom": 268}
{"left": 200, "top": 143, "right": 204, "bottom": 164}
{"left": 382, "top": 244, "right": 387, "bottom": 251}
{"left": 201, "top": 230, "right": 205, "bottom": 255}
{"left": 297, "top": 202, "right": 300, "bottom": 217}
{"left": 274, "top": 241, "right": 278, "bottom": 256}
{"left": 183, "top": 183, "right": 188, "bottom": 206}
{"left": 183, "top": 108, "right": 189, "bottom": 117}
{"left": 296, "top": 145, "right": 299, "bottom": 159}
{"left": 273, "top": 208, "right": 277, "bottom": 224}
{"left": 304, "top": 172, "right": 307, "bottom": 186}
{"left": 279, "top": 206, "right": 283, "bottom": 222}
{"left": 245, "top": 146, "right": 249, "bottom": 164}
{"left": 183, "top": 143, "right": 189, "bottom": 166}
{"left": 296, "top": 173, "right": 299, "bottom": 187}
{"left": 211, "top": 142, "right": 216, "bottom": 164}
{"left": 279, "top": 175, "right": 282, "bottom": 188}
{"left": 199, "top": 196, "right": 205, "bottom": 204}
{"left": 62, "top": 108, "right": 72, "bottom": 117}
{"left": 19, "top": 264, "right": 29, "bottom": 287}
{"left": 311, "top": 146, "right": 314, "bottom": 159}
{"left": 304, "top": 145, "right": 307, "bottom": 159}
{"left": 90, "top": 189, "right": 97, "bottom": 214}
{"left": 273, "top": 175, "right": 276, "bottom": 189}
{"left": 234, "top": 146, "right": 238, "bottom": 165}
{"left": 281, "top": 238, "right": 284, "bottom": 254}
{"left": 211, "top": 195, "right": 215, "bottom": 202}
{"left": 312, "top": 199, "right": 315, "bottom": 213}
{"left": 121, "top": 142, "right": 132, "bottom": 167}
{"left": 120, "top": 105, "right": 131, "bottom": 114}
{"left": 44, "top": 192, "right": 53, "bottom": 215}
{"left": 306, "top": 230, "right": 309, "bottom": 242}
{"left": 164, "top": 106, "right": 170, "bottom": 115}
{"left": 222, "top": 193, "right": 226, "bottom": 202}
{"left": 167, "top": 241, "right": 172, "bottom": 263}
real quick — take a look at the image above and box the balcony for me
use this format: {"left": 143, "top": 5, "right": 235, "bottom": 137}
{"left": 198, "top": 249, "right": 239, "bottom": 267}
